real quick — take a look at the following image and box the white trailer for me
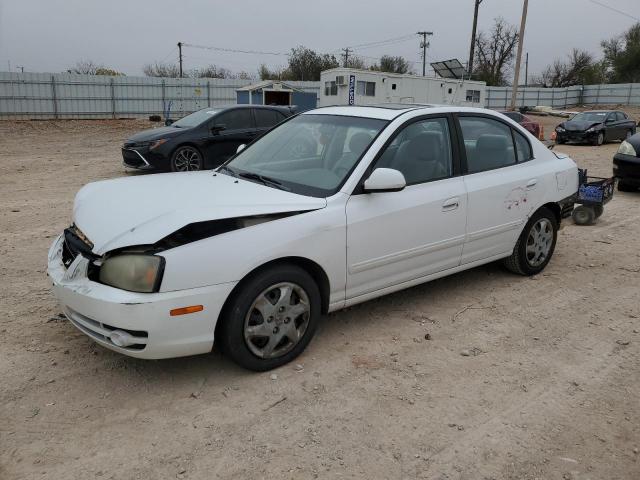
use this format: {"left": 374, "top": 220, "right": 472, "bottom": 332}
{"left": 319, "top": 67, "right": 486, "bottom": 108}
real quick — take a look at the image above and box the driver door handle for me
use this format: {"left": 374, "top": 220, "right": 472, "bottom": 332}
{"left": 526, "top": 179, "right": 538, "bottom": 189}
{"left": 442, "top": 197, "right": 459, "bottom": 212}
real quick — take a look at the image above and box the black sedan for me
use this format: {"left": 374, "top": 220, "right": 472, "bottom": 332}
{"left": 554, "top": 110, "right": 636, "bottom": 146}
{"left": 122, "top": 105, "right": 295, "bottom": 172}
{"left": 613, "top": 132, "right": 640, "bottom": 192}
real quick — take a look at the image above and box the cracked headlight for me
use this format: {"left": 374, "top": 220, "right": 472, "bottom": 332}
{"left": 99, "top": 254, "right": 164, "bottom": 293}
{"left": 618, "top": 140, "right": 637, "bottom": 156}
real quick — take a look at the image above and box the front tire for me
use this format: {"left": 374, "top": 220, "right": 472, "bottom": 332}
{"left": 592, "top": 132, "right": 604, "bottom": 146}
{"left": 218, "top": 264, "right": 321, "bottom": 371}
{"left": 503, "top": 207, "right": 558, "bottom": 276}
{"left": 171, "top": 145, "right": 203, "bottom": 172}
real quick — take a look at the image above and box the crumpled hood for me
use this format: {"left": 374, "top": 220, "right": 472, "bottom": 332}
{"left": 561, "top": 120, "right": 602, "bottom": 132}
{"left": 73, "top": 172, "right": 326, "bottom": 255}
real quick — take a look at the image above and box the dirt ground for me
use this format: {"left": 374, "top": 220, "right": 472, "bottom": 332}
{"left": 1, "top": 108, "right": 639, "bottom": 480}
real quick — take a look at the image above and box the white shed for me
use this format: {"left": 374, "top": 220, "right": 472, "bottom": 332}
{"left": 319, "top": 68, "right": 486, "bottom": 108}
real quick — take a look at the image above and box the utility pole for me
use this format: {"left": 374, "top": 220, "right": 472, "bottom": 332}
{"left": 342, "top": 48, "right": 352, "bottom": 67}
{"left": 467, "top": 0, "right": 483, "bottom": 76}
{"left": 177, "top": 41, "right": 183, "bottom": 78}
{"left": 524, "top": 52, "right": 529, "bottom": 87}
{"left": 417, "top": 31, "right": 433, "bottom": 76}
{"left": 510, "top": 0, "right": 529, "bottom": 111}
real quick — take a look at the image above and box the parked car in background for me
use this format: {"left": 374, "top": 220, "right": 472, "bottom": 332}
{"left": 49, "top": 105, "right": 578, "bottom": 371}
{"left": 500, "top": 110, "right": 544, "bottom": 140}
{"left": 613, "top": 132, "right": 640, "bottom": 191}
{"left": 555, "top": 110, "right": 636, "bottom": 146}
{"left": 121, "top": 105, "right": 296, "bottom": 172}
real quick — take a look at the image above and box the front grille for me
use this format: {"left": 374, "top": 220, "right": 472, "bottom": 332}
{"left": 122, "top": 149, "right": 147, "bottom": 168}
{"left": 65, "top": 307, "right": 148, "bottom": 351}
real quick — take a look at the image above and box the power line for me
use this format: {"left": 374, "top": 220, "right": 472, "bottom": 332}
{"left": 348, "top": 35, "right": 416, "bottom": 51}
{"left": 183, "top": 43, "right": 287, "bottom": 56}
{"left": 588, "top": 0, "right": 640, "bottom": 22}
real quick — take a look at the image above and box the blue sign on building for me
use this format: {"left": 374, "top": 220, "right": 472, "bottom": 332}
{"left": 348, "top": 75, "right": 356, "bottom": 105}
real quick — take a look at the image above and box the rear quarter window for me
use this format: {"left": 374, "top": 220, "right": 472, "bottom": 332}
{"left": 513, "top": 129, "right": 533, "bottom": 162}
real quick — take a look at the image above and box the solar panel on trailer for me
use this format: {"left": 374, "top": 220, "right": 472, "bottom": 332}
{"left": 431, "top": 59, "right": 466, "bottom": 79}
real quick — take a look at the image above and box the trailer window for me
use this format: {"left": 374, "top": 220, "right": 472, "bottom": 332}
{"left": 357, "top": 81, "right": 376, "bottom": 97}
{"left": 324, "top": 81, "right": 337, "bottom": 96}
{"left": 466, "top": 90, "right": 481, "bottom": 103}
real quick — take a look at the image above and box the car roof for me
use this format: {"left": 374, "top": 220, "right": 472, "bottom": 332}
{"left": 198, "top": 105, "right": 292, "bottom": 112}
{"left": 304, "top": 105, "right": 503, "bottom": 121}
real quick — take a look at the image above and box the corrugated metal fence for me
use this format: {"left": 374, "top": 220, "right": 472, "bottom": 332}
{"left": 485, "top": 83, "right": 640, "bottom": 110}
{"left": 0, "top": 72, "right": 321, "bottom": 120}
{"left": 2, "top": 71, "right": 640, "bottom": 119}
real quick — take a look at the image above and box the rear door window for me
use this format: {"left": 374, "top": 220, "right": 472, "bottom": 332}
{"left": 458, "top": 116, "right": 516, "bottom": 173}
{"left": 254, "top": 109, "right": 283, "bottom": 129}
{"left": 215, "top": 109, "right": 254, "bottom": 131}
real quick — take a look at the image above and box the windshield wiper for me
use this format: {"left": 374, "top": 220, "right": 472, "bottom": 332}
{"left": 217, "top": 165, "right": 237, "bottom": 177}
{"left": 237, "top": 172, "right": 290, "bottom": 191}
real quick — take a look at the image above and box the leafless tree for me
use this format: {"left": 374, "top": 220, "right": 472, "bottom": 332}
{"left": 540, "top": 49, "right": 603, "bottom": 87}
{"left": 143, "top": 62, "right": 180, "bottom": 77}
{"left": 345, "top": 56, "right": 366, "bottom": 70}
{"left": 67, "top": 60, "right": 122, "bottom": 76}
{"left": 473, "top": 17, "right": 519, "bottom": 86}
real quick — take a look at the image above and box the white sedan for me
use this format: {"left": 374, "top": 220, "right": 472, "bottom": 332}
{"left": 48, "top": 105, "right": 578, "bottom": 370}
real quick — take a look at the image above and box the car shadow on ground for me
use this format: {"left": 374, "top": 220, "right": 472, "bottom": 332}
{"left": 55, "top": 261, "right": 509, "bottom": 386}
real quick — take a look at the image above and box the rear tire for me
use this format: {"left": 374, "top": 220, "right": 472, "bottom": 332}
{"left": 503, "top": 207, "right": 558, "bottom": 276}
{"left": 218, "top": 264, "right": 321, "bottom": 371}
{"left": 572, "top": 205, "right": 595, "bottom": 225}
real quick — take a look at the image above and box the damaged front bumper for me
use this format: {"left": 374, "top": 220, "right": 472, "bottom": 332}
{"left": 47, "top": 234, "right": 236, "bottom": 359}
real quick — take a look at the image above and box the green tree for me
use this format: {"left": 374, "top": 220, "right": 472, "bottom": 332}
{"left": 371, "top": 55, "right": 412, "bottom": 74}
{"left": 287, "top": 46, "right": 339, "bottom": 81}
{"left": 602, "top": 23, "right": 640, "bottom": 83}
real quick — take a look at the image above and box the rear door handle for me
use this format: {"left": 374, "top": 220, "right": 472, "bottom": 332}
{"left": 526, "top": 179, "right": 538, "bottom": 189}
{"left": 442, "top": 197, "right": 459, "bottom": 211}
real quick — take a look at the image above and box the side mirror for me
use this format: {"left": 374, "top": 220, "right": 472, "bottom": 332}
{"left": 211, "top": 124, "right": 226, "bottom": 134}
{"left": 236, "top": 144, "right": 246, "bottom": 154}
{"left": 363, "top": 168, "right": 406, "bottom": 193}
{"left": 605, "top": 118, "right": 614, "bottom": 124}
{"left": 164, "top": 119, "right": 174, "bottom": 126}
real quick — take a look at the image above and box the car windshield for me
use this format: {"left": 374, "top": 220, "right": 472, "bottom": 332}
{"left": 572, "top": 112, "right": 608, "bottom": 122}
{"left": 172, "top": 108, "right": 222, "bottom": 128}
{"left": 221, "top": 114, "right": 387, "bottom": 197}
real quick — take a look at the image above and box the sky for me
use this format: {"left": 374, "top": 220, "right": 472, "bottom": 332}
{"left": 0, "top": 0, "right": 638, "bottom": 79}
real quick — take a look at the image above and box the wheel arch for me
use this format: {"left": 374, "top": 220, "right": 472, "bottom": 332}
{"left": 538, "top": 202, "right": 561, "bottom": 225}
{"left": 214, "top": 256, "right": 331, "bottom": 340}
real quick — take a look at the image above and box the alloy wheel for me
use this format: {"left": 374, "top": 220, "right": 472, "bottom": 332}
{"left": 173, "top": 147, "right": 202, "bottom": 171}
{"left": 525, "top": 218, "right": 553, "bottom": 267}
{"left": 243, "top": 282, "right": 311, "bottom": 359}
